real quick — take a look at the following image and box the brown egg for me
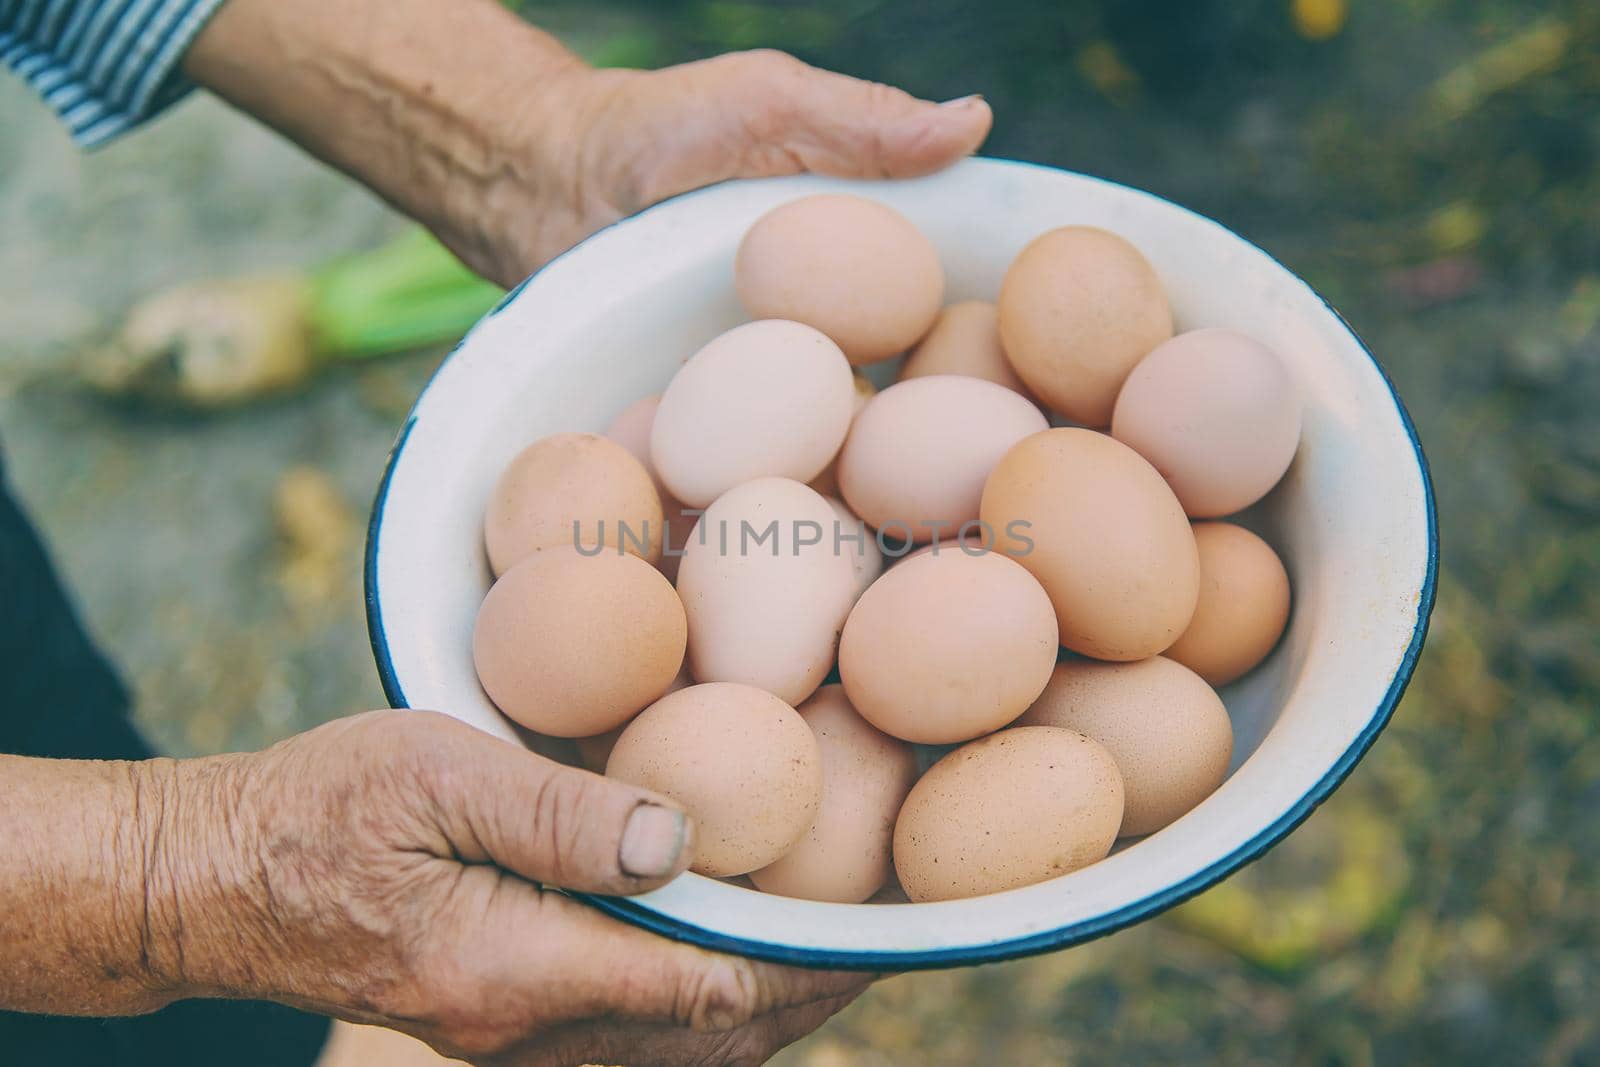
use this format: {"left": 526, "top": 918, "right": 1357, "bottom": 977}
{"left": 1016, "top": 657, "right": 1233, "bottom": 837}
{"left": 839, "top": 551, "right": 1059, "bottom": 744}
{"left": 651, "top": 320, "right": 856, "bottom": 508}
{"left": 574, "top": 662, "right": 694, "bottom": 772}
{"left": 606, "top": 682, "right": 822, "bottom": 877}
{"left": 484, "top": 432, "right": 663, "bottom": 576}
{"left": 997, "top": 227, "right": 1173, "bottom": 426}
{"left": 980, "top": 428, "right": 1200, "bottom": 661}
{"left": 837, "top": 375, "right": 1048, "bottom": 543}
{"left": 749, "top": 685, "right": 919, "bottom": 903}
{"left": 1111, "top": 329, "right": 1303, "bottom": 517}
{"left": 1165, "top": 523, "right": 1291, "bottom": 685}
{"left": 472, "top": 547, "right": 686, "bottom": 737}
{"left": 675, "top": 478, "right": 859, "bottom": 706}
{"left": 898, "top": 300, "right": 1035, "bottom": 400}
{"left": 893, "top": 727, "right": 1124, "bottom": 901}
{"left": 735, "top": 194, "right": 944, "bottom": 365}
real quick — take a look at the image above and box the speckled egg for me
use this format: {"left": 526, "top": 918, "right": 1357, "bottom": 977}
{"left": 839, "top": 550, "right": 1059, "bottom": 744}
{"left": 472, "top": 547, "right": 685, "bottom": 737}
{"left": 1016, "top": 657, "right": 1233, "bottom": 837}
{"left": 894, "top": 726, "right": 1124, "bottom": 901}
{"left": 735, "top": 194, "right": 944, "bottom": 365}
{"left": 606, "top": 682, "right": 822, "bottom": 877}
{"left": 749, "top": 685, "right": 919, "bottom": 902}
{"left": 998, "top": 227, "right": 1173, "bottom": 426}
{"left": 980, "top": 428, "right": 1200, "bottom": 660}
{"left": 483, "top": 432, "right": 662, "bottom": 575}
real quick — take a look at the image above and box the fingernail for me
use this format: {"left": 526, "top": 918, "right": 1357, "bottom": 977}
{"left": 939, "top": 93, "right": 984, "bottom": 109}
{"left": 620, "top": 803, "right": 687, "bottom": 879}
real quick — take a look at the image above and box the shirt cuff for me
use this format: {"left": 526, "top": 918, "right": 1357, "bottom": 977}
{"left": 0, "top": 0, "right": 232, "bottom": 148}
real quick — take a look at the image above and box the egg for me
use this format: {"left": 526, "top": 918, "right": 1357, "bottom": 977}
{"left": 483, "top": 432, "right": 663, "bottom": 575}
{"left": 606, "top": 682, "right": 822, "bottom": 877}
{"left": 838, "top": 551, "right": 1058, "bottom": 744}
{"left": 603, "top": 393, "right": 703, "bottom": 583}
{"left": 574, "top": 662, "right": 694, "bottom": 772}
{"left": 1110, "top": 328, "right": 1302, "bottom": 517}
{"left": 472, "top": 547, "right": 686, "bottom": 736}
{"left": 1165, "top": 522, "right": 1291, "bottom": 685}
{"left": 981, "top": 428, "right": 1200, "bottom": 661}
{"left": 823, "top": 495, "right": 884, "bottom": 598}
{"left": 1016, "top": 657, "right": 1232, "bottom": 837}
{"left": 603, "top": 394, "right": 664, "bottom": 481}
{"left": 748, "top": 685, "right": 919, "bottom": 903}
{"left": 898, "top": 300, "right": 1035, "bottom": 400}
{"left": 651, "top": 320, "right": 855, "bottom": 508}
{"left": 735, "top": 194, "right": 944, "bottom": 365}
{"left": 676, "top": 477, "right": 859, "bottom": 705}
{"left": 893, "top": 726, "right": 1124, "bottom": 901}
{"left": 837, "top": 375, "right": 1049, "bottom": 543}
{"left": 997, "top": 227, "right": 1173, "bottom": 426}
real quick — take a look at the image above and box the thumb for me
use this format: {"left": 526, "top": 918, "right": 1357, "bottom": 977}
{"left": 426, "top": 723, "right": 694, "bottom": 895}
{"left": 707, "top": 50, "right": 993, "bottom": 180}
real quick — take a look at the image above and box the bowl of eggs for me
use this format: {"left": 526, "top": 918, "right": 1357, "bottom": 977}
{"left": 365, "top": 157, "right": 1437, "bottom": 968}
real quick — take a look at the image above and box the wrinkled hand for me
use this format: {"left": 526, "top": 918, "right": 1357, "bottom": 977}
{"left": 442, "top": 50, "right": 993, "bottom": 287}
{"left": 149, "top": 711, "right": 872, "bottom": 1066}
{"left": 188, "top": 0, "right": 991, "bottom": 290}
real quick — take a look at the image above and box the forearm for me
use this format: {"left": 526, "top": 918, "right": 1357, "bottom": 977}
{"left": 0, "top": 753, "right": 264, "bottom": 1016}
{"left": 182, "top": 0, "right": 592, "bottom": 268}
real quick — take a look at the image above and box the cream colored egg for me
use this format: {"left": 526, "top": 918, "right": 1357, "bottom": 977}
{"left": 472, "top": 547, "right": 686, "bottom": 737}
{"left": 651, "top": 320, "right": 855, "bottom": 508}
{"left": 1165, "top": 522, "right": 1291, "bottom": 685}
{"left": 676, "top": 478, "right": 858, "bottom": 706}
{"left": 1111, "top": 328, "right": 1303, "bottom": 517}
{"left": 893, "top": 726, "right": 1124, "bottom": 902}
{"left": 839, "top": 551, "right": 1059, "bottom": 744}
{"left": 1016, "top": 657, "right": 1233, "bottom": 837}
{"left": 735, "top": 194, "right": 944, "bottom": 365}
{"left": 998, "top": 227, "right": 1173, "bottom": 426}
{"left": 898, "top": 300, "right": 1035, "bottom": 400}
{"left": 837, "top": 375, "right": 1048, "bottom": 543}
{"left": 749, "top": 685, "right": 919, "bottom": 903}
{"left": 980, "top": 428, "right": 1200, "bottom": 661}
{"left": 606, "top": 682, "right": 821, "bottom": 877}
{"left": 483, "top": 432, "right": 663, "bottom": 575}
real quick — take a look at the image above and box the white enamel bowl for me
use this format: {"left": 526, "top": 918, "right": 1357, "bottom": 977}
{"left": 365, "top": 157, "right": 1437, "bottom": 969}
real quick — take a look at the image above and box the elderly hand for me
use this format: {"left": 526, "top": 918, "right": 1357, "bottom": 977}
{"left": 127, "top": 710, "right": 871, "bottom": 1066}
{"left": 185, "top": 0, "right": 992, "bottom": 288}
{"left": 432, "top": 51, "right": 992, "bottom": 287}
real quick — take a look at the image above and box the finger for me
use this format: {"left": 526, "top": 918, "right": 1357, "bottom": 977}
{"left": 535, "top": 890, "right": 877, "bottom": 1033}
{"left": 419, "top": 716, "right": 694, "bottom": 895}
{"left": 710, "top": 50, "right": 993, "bottom": 179}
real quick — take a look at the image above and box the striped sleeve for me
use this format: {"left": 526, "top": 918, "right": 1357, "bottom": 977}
{"left": 0, "top": 0, "right": 230, "bottom": 147}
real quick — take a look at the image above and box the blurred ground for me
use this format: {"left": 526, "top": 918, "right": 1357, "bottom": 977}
{"left": 2, "top": 1, "right": 1597, "bottom": 1065}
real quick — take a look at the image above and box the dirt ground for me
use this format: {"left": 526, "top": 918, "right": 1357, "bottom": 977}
{"left": 1, "top": 2, "right": 1596, "bottom": 1065}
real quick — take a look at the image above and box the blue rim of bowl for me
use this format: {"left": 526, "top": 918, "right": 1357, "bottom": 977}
{"left": 363, "top": 157, "right": 1440, "bottom": 971}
